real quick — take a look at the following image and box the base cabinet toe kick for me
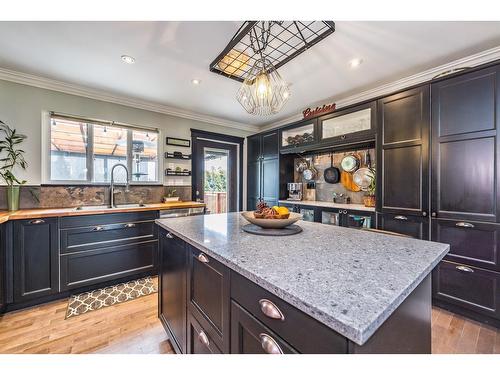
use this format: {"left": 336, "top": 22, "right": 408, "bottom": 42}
{"left": 158, "top": 227, "right": 434, "bottom": 354}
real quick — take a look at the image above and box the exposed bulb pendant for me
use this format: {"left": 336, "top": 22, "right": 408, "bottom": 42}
{"left": 236, "top": 58, "right": 290, "bottom": 116}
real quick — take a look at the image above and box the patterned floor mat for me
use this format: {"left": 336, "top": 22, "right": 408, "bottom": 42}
{"left": 65, "top": 277, "right": 157, "bottom": 319}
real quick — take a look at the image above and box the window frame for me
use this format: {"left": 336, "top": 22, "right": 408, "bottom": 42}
{"left": 42, "top": 111, "right": 162, "bottom": 185}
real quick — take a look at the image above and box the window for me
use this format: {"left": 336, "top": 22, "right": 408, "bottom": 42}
{"left": 48, "top": 114, "right": 159, "bottom": 184}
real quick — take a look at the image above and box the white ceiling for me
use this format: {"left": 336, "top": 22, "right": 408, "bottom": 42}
{"left": 0, "top": 21, "right": 499, "bottom": 128}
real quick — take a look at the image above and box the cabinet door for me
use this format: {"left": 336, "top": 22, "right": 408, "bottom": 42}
{"left": 230, "top": 301, "right": 298, "bottom": 354}
{"left": 13, "top": 218, "right": 59, "bottom": 303}
{"left": 247, "top": 134, "right": 261, "bottom": 163}
{"left": 187, "top": 313, "right": 223, "bottom": 354}
{"left": 279, "top": 119, "right": 317, "bottom": 151}
{"left": 247, "top": 160, "right": 261, "bottom": 210}
{"left": 262, "top": 131, "right": 279, "bottom": 160}
{"left": 0, "top": 226, "right": 5, "bottom": 312}
{"left": 433, "top": 260, "right": 500, "bottom": 319}
{"left": 318, "top": 101, "right": 376, "bottom": 146}
{"left": 378, "top": 86, "right": 430, "bottom": 217}
{"left": 431, "top": 65, "right": 500, "bottom": 222}
{"left": 432, "top": 219, "right": 500, "bottom": 272}
{"left": 377, "top": 213, "right": 429, "bottom": 240}
{"left": 188, "top": 246, "right": 229, "bottom": 351}
{"left": 158, "top": 229, "right": 187, "bottom": 353}
{"left": 261, "top": 158, "right": 279, "bottom": 207}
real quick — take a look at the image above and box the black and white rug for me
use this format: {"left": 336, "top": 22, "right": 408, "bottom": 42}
{"left": 65, "top": 277, "right": 157, "bottom": 319}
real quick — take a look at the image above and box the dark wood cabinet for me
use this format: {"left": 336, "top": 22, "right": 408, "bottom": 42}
{"left": 377, "top": 213, "right": 429, "bottom": 240}
{"left": 433, "top": 260, "right": 500, "bottom": 320}
{"left": 0, "top": 225, "right": 5, "bottom": 313}
{"left": 230, "top": 300, "right": 298, "bottom": 354}
{"left": 279, "top": 118, "right": 318, "bottom": 152}
{"left": 187, "top": 246, "right": 230, "bottom": 352}
{"left": 13, "top": 218, "right": 59, "bottom": 303}
{"left": 431, "top": 65, "right": 500, "bottom": 223}
{"left": 432, "top": 219, "right": 500, "bottom": 272}
{"left": 377, "top": 85, "right": 430, "bottom": 217}
{"left": 318, "top": 101, "right": 376, "bottom": 146}
{"left": 246, "top": 131, "right": 279, "bottom": 210}
{"left": 158, "top": 228, "right": 187, "bottom": 354}
{"left": 187, "top": 312, "right": 223, "bottom": 354}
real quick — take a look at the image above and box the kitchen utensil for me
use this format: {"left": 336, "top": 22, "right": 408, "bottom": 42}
{"left": 353, "top": 151, "right": 375, "bottom": 190}
{"left": 242, "top": 224, "right": 303, "bottom": 236}
{"left": 341, "top": 170, "right": 361, "bottom": 192}
{"left": 324, "top": 153, "right": 340, "bottom": 184}
{"left": 241, "top": 211, "right": 302, "bottom": 229}
{"left": 296, "top": 160, "right": 307, "bottom": 173}
{"left": 302, "top": 157, "right": 317, "bottom": 181}
{"left": 341, "top": 154, "right": 360, "bottom": 173}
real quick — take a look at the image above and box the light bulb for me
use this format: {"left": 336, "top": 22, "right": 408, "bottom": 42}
{"left": 255, "top": 72, "right": 271, "bottom": 99}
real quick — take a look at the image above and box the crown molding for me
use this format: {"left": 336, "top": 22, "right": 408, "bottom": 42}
{"left": 259, "top": 45, "right": 500, "bottom": 132}
{"left": 0, "top": 67, "right": 259, "bottom": 133}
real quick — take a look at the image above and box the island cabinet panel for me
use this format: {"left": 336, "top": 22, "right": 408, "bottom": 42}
{"left": 230, "top": 271, "right": 348, "bottom": 354}
{"left": 187, "top": 312, "right": 223, "bottom": 354}
{"left": 246, "top": 131, "right": 279, "bottom": 210}
{"left": 377, "top": 213, "right": 429, "bottom": 240}
{"left": 431, "top": 65, "right": 500, "bottom": 223}
{"left": 433, "top": 261, "right": 500, "bottom": 320}
{"left": 187, "top": 245, "right": 230, "bottom": 352}
{"left": 0, "top": 226, "right": 5, "bottom": 312}
{"left": 158, "top": 228, "right": 188, "bottom": 354}
{"left": 432, "top": 219, "right": 500, "bottom": 272}
{"left": 13, "top": 218, "right": 59, "bottom": 303}
{"left": 231, "top": 301, "right": 298, "bottom": 354}
{"left": 377, "top": 85, "right": 430, "bottom": 218}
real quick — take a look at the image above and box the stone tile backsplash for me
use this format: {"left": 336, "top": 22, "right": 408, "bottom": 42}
{"left": 0, "top": 185, "right": 192, "bottom": 209}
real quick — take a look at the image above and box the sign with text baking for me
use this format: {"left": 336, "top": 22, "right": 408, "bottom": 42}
{"left": 302, "top": 103, "right": 336, "bottom": 119}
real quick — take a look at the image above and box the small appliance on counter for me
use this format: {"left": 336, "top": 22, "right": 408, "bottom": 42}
{"left": 333, "top": 193, "right": 350, "bottom": 204}
{"left": 287, "top": 182, "right": 303, "bottom": 201}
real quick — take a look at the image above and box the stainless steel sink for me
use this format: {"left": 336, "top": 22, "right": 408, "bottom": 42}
{"left": 74, "top": 203, "right": 150, "bottom": 211}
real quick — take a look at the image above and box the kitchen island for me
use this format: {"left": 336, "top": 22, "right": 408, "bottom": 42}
{"left": 156, "top": 213, "right": 449, "bottom": 354}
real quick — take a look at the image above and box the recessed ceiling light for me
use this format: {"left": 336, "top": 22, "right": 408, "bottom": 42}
{"left": 121, "top": 55, "right": 136, "bottom": 64}
{"left": 349, "top": 58, "right": 363, "bottom": 68}
{"left": 191, "top": 79, "right": 201, "bottom": 85}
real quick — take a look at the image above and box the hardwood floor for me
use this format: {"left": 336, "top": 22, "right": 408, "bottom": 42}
{"left": 1, "top": 289, "right": 498, "bottom": 354}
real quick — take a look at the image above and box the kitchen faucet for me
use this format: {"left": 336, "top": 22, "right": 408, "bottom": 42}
{"left": 109, "top": 163, "right": 130, "bottom": 208}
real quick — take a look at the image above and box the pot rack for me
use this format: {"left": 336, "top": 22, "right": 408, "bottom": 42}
{"left": 210, "top": 21, "right": 335, "bottom": 82}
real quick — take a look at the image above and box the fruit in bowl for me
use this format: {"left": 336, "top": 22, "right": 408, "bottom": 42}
{"left": 242, "top": 202, "right": 301, "bottom": 229}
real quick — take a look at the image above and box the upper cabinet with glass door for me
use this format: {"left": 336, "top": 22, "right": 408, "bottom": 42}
{"left": 318, "top": 102, "right": 376, "bottom": 146}
{"left": 279, "top": 118, "right": 318, "bottom": 151}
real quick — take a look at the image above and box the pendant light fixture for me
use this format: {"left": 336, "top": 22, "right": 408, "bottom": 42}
{"left": 236, "top": 22, "right": 290, "bottom": 116}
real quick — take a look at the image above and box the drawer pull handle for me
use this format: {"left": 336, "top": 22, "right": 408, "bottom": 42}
{"left": 456, "top": 222, "right": 474, "bottom": 228}
{"left": 124, "top": 223, "right": 136, "bottom": 228}
{"left": 29, "top": 219, "right": 45, "bottom": 225}
{"left": 166, "top": 232, "right": 174, "bottom": 239}
{"left": 198, "top": 253, "right": 209, "bottom": 263}
{"left": 259, "top": 333, "right": 283, "bottom": 354}
{"left": 198, "top": 330, "right": 210, "bottom": 348}
{"left": 93, "top": 226, "right": 104, "bottom": 231}
{"left": 456, "top": 265, "right": 474, "bottom": 273}
{"left": 394, "top": 215, "right": 408, "bottom": 221}
{"left": 259, "top": 299, "right": 285, "bottom": 321}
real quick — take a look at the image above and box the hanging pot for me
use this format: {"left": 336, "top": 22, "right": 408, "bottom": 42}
{"left": 353, "top": 151, "right": 374, "bottom": 190}
{"left": 324, "top": 153, "right": 340, "bottom": 184}
{"left": 341, "top": 154, "right": 360, "bottom": 173}
{"left": 302, "top": 157, "right": 317, "bottom": 181}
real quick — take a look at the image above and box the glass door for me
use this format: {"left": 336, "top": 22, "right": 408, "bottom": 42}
{"left": 192, "top": 139, "right": 238, "bottom": 214}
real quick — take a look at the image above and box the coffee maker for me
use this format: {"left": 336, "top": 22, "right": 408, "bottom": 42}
{"left": 287, "top": 183, "right": 303, "bottom": 201}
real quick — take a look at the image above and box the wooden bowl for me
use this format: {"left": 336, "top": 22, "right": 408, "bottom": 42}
{"left": 241, "top": 211, "right": 302, "bottom": 229}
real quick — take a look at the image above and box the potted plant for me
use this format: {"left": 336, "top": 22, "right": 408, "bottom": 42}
{"left": 0, "top": 120, "right": 28, "bottom": 211}
{"left": 363, "top": 167, "right": 376, "bottom": 208}
{"left": 164, "top": 188, "right": 179, "bottom": 202}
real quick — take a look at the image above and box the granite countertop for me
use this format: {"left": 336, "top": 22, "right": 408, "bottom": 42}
{"left": 0, "top": 201, "right": 205, "bottom": 223}
{"left": 156, "top": 212, "right": 449, "bottom": 345}
{"left": 278, "top": 200, "right": 375, "bottom": 212}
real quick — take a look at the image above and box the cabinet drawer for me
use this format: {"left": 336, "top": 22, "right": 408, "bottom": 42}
{"left": 60, "top": 211, "right": 158, "bottom": 228}
{"left": 432, "top": 219, "right": 500, "bottom": 271}
{"left": 377, "top": 213, "right": 429, "bottom": 239}
{"left": 433, "top": 260, "right": 500, "bottom": 319}
{"left": 188, "top": 246, "right": 230, "bottom": 350}
{"left": 187, "top": 312, "right": 222, "bottom": 354}
{"left": 61, "top": 220, "right": 157, "bottom": 254}
{"left": 60, "top": 240, "right": 157, "bottom": 291}
{"left": 230, "top": 271, "right": 347, "bottom": 354}
{"left": 231, "top": 301, "right": 297, "bottom": 354}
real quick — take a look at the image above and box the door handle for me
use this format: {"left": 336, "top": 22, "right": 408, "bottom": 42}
{"left": 197, "top": 253, "right": 209, "bottom": 263}
{"left": 394, "top": 215, "right": 408, "bottom": 221}
{"left": 29, "top": 219, "right": 45, "bottom": 225}
{"left": 259, "top": 333, "right": 283, "bottom": 354}
{"left": 456, "top": 265, "right": 474, "bottom": 273}
{"left": 259, "top": 299, "right": 285, "bottom": 321}
{"left": 93, "top": 226, "right": 104, "bottom": 231}
{"left": 166, "top": 232, "right": 174, "bottom": 239}
{"left": 456, "top": 222, "right": 474, "bottom": 228}
{"left": 123, "top": 223, "right": 136, "bottom": 228}
{"left": 198, "top": 330, "right": 210, "bottom": 348}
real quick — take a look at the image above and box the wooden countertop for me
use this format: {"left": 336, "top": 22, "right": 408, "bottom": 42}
{"left": 0, "top": 201, "right": 205, "bottom": 224}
